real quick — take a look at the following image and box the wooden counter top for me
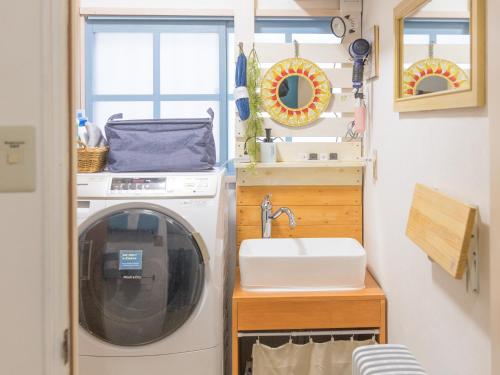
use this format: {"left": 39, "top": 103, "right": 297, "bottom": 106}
{"left": 233, "top": 268, "right": 385, "bottom": 302}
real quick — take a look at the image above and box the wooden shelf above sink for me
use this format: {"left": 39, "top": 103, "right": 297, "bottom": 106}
{"left": 235, "top": 162, "right": 364, "bottom": 186}
{"left": 235, "top": 160, "right": 365, "bottom": 169}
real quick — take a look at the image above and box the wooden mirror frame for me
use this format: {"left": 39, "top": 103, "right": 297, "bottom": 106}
{"left": 394, "top": 0, "right": 485, "bottom": 112}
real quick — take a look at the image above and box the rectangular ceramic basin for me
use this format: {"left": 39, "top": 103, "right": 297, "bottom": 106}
{"left": 239, "top": 238, "right": 366, "bottom": 292}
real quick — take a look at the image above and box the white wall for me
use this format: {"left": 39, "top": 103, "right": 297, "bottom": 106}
{"left": 489, "top": 0, "right": 500, "bottom": 371}
{"left": 363, "top": 0, "right": 492, "bottom": 374}
{"left": 256, "top": 0, "right": 340, "bottom": 13}
{"left": 420, "top": 0, "right": 469, "bottom": 12}
{"left": 0, "top": 1, "right": 45, "bottom": 373}
{"left": 82, "top": 0, "right": 233, "bottom": 9}
{"left": 0, "top": 0, "right": 70, "bottom": 374}
{"left": 80, "top": 0, "right": 341, "bottom": 15}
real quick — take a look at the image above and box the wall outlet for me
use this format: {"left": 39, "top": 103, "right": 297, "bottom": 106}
{"left": 308, "top": 153, "right": 318, "bottom": 160}
{"left": 237, "top": 154, "right": 251, "bottom": 163}
{"left": 319, "top": 153, "right": 328, "bottom": 161}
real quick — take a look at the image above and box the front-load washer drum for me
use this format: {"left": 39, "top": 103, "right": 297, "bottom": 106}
{"left": 78, "top": 206, "right": 205, "bottom": 347}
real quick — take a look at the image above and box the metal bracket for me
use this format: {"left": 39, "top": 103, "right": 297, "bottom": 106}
{"left": 294, "top": 40, "right": 299, "bottom": 58}
{"left": 466, "top": 211, "right": 479, "bottom": 294}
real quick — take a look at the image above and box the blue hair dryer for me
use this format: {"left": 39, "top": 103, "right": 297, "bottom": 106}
{"left": 349, "top": 38, "right": 371, "bottom": 92}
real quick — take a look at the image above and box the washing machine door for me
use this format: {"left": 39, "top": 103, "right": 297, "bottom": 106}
{"left": 78, "top": 203, "right": 207, "bottom": 347}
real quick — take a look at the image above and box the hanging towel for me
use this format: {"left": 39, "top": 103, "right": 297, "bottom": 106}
{"left": 235, "top": 51, "right": 250, "bottom": 121}
{"left": 252, "top": 339, "right": 375, "bottom": 375}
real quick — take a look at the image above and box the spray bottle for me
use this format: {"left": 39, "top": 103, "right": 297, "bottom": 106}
{"left": 78, "top": 117, "right": 89, "bottom": 145}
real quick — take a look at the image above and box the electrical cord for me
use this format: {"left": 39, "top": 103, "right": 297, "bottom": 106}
{"left": 345, "top": 120, "right": 360, "bottom": 141}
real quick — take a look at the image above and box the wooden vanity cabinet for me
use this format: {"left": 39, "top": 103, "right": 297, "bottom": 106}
{"left": 231, "top": 270, "right": 386, "bottom": 375}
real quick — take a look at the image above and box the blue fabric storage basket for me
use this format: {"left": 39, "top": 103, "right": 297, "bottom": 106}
{"left": 105, "top": 109, "right": 216, "bottom": 172}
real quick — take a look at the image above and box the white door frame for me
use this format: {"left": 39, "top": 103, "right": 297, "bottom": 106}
{"left": 41, "top": 0, "right": 76, "bottom": 373}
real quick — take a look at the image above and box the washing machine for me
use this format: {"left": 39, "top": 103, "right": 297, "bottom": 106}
{"left": 76, "top": 169, "right": 227, "bottom": 375}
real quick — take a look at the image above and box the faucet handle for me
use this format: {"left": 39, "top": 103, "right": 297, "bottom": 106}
{"left": 261, "top": 193, "right": 272, "bottom": 208}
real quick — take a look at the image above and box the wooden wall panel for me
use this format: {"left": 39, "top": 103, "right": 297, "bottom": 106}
{"left": 404, "top": 44, "right": 470, "bottom": 65}
{"left": 237, "top": 186, "right": 362, "bottom": 206}
{"left": 236, "top": 117, "right": 355, "bottom": 138}
{"left": 237, "top": 206, "right": 362, "bottom": 226}
{"left": 237, "top": 167, "right": 363, "bottom": 186}
{"left": 236, "top": 185, "right": 363, "bottom": 249}
{"left": 276, "top": 142, "right": 361, "bottom": 162}
{"left": 233, "top": 40, "right": 363, "bottom": 250}
{"left": 235, "top": 138, "right": 362, "bottom": 162}
{"left": 237, "top": 42, "right": 351, "bottom": 63}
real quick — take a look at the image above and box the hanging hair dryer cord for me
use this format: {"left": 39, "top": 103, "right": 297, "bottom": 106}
{"left": 353, "top": 97, "right": 366, "bottom": 135}
{"left": 348, "top": 38, "right": 371, "bottom": 136}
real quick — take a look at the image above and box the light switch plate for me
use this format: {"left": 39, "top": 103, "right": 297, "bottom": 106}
{"left": 0, "top": 126, "right": 36, "bottom": 192}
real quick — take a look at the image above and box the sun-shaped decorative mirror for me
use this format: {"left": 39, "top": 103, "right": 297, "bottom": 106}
{"left": 402, "top": 58, "right": 469, "bottom": 97}
{"left": 261, "top": 58, "right": 331, "bottom": 127}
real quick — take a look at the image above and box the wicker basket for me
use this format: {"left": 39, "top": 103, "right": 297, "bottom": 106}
{"left": 77, "top": 142, "right": 108, "bottom": 173}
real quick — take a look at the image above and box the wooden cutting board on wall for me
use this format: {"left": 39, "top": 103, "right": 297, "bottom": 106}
{"left": 236, "top": 185, "right": 363, "bottom": 249}
{"left": 406, "top": 183, "right": 477, "bottom": 279}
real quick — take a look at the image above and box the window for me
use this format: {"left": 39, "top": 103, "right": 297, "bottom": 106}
{"left": 85, "top": 17, "right": 339, "bottom": 164}
{"left": 85, "top": 19, "right": 231, "bottom": 161}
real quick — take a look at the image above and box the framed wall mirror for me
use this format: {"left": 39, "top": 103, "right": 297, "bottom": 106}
{"left": 394, "top": 0, "right": 485, "bottom": 112}
{"left": 261, "top": 58, "right": 331, "bottom": 127}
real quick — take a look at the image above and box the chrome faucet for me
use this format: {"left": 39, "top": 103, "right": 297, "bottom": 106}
{"left": 261, "top": 194, "right": 296, "bottom": 239}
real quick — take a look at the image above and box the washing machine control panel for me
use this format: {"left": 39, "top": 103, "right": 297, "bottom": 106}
{"left": 110, "top": 177, "right": 167, "bottom": 192}
{"left": 108, "top": 175, "right": 217, "bottom": 197}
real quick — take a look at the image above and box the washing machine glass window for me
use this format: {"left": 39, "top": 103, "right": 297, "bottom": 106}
{"left": 78, "top": 207, "right": 205, "bottom": 346}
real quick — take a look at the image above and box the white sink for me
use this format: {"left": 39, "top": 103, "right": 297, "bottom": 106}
{"left": 239, "top": 238, "right": 366, "bottom": 292}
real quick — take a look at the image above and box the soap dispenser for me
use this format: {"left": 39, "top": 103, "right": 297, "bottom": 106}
{"left": 259, "top": 128, "right": 276, "bottom": 163}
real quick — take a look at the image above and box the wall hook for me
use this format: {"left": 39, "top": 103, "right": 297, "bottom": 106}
{"left": 294, "top": 40, "right": 299, "bottom": 58}
{"left": 239, "top": 42, "right": 244, "bottom": 54}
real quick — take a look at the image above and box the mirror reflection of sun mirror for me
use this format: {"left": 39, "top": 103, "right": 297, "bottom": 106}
{"left": 416, "top": 75, "right": 449, "bottom": 95}
{"left": 402, "top": 0, "right": 471, "bottom": 97}
{"left": 278, "top": 76, "right": 314, "bottom": 110}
